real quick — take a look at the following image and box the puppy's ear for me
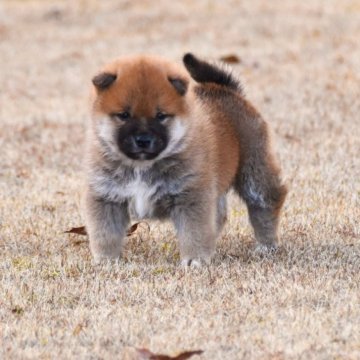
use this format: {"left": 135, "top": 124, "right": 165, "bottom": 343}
{"left": 92, "top": 72, "right": 117, "bottom": 90}
{"left": 168, "top": 77, "right": 188, "bottom": 96}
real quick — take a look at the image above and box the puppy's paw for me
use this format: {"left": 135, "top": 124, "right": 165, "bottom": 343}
{"left": 92, "top": 253, "right": 121, "bottom": 265}
{"left": 181, "top": 257, "right": 210, "bottom": 268}
{"left": 254, "top": 243, "right": 278, "bottom": 255}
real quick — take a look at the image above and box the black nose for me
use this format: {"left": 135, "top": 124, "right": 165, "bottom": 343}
{"left": 134, "top": 133, "right": 154, "bottom": 149}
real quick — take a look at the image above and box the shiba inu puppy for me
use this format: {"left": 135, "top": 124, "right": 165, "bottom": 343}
{"left": 84, "top": 53, "right": 287, "bottom": 265}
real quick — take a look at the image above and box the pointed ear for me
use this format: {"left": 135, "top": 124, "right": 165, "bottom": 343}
{"left": 92, "top": 72, "right": 117, "bottom": 90}
{"left": 168, "top": 77, "right": 188, "bottom": 96}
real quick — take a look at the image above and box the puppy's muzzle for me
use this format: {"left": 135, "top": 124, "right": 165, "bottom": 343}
{"left": 117, "top": 119, "right": 168, "bottom": 160}
{"left": 121, "top": 131, "right": 166, "bottom": 160}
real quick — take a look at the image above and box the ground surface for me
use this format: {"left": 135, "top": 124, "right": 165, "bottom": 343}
{"left": 0, "top": 1, "right": 359, "bottom": 359}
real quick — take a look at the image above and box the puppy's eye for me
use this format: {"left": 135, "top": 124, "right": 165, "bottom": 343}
{"left": 155, "top": 112, "right": 169, "bottom": 122}
{"left": 115, "top": 112, "right": 131, "bottom": 121}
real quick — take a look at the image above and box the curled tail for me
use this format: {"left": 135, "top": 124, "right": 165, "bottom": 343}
{"left": 183, "top": 53, "right": 242, "bottom": 93}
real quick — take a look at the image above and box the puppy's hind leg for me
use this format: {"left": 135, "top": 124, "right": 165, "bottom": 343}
{"left": 234, "top": 161, "right": 287, "bottom": 250}
{"left": 85, "top": 192, "right": 130, "bottom": 263}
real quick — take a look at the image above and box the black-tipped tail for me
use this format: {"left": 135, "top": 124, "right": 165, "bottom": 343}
{"left": 183, "top": 53, "right": 241, "bottom": 92}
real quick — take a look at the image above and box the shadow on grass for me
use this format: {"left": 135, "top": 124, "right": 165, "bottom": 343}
{"left": 216, "top": 235, "right": 360, "bottom": 270}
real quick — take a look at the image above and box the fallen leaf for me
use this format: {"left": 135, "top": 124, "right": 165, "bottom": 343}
{"left": 137, "top": 348, "right": 203, "bottom": 360}
{"left": 43, "top": 8, "right": 65, "bottom": 21}
{"left": 283, "top": 134, "right": 300, "bottom": 143}
{"left": 65, "top": 222, "right": 142, "bottom": 237}
{"left": 70, "top": 239, "right": 88, "bottom": 246}
{"left": 219, "top": 54, "right": 241, "bottom": 64}
{"left": 64, "top": 226, "right": 87, "bottom": 236}
{"left": 127, "top": 222, "right": 139, "bottom": 236}
{"left": 11, "top": 306, "right": 24, "bottom": 315}
{"left": 73, "top": 323, "right": 84, "bottom": 336}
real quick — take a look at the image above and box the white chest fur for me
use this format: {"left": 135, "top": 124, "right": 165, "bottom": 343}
{"left": 125, "top": 172, "right": 158, "bottom": 219}
{"left": 92, "top": 169, "right": 158, "bottom": 219}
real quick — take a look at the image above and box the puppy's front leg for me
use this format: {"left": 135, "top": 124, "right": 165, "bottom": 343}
{"left": 85, "top": 192, "right": 129, "bottom": 262}
{"left": 172, "top": 192, "right": 217, "bottom": 266}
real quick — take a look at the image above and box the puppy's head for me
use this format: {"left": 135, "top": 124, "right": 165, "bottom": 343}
{"left": 91, "top": 56, "right": 190, "bottom": 163}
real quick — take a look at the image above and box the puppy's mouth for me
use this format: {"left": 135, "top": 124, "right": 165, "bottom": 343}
{"left": 126, "top": 150, "right": 162, "bottom": 161}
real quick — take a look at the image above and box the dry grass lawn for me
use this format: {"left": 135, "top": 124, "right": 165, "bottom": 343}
{"left": 1, "top": 1, "right": 359, "bottom": 359}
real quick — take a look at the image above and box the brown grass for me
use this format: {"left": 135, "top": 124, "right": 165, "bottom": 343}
{"left": 1, "top": 1, "right": 359, "bottom": 359}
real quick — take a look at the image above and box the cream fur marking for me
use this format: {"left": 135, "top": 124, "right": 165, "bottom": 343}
{"left": 158, "top": 117, "right": 187, "bottom": 159}
{"left": 97, "top": 117, "right": 115, "bottom": 147}
{"left": 126, "top": 170, "right": 158, "bottom": 219}
{"left": 91, "top": 170, "right": 158, "bottom": 219}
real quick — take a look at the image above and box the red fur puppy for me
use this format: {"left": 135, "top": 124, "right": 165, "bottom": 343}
{"left": 84, "top": 53, "right": 287, "bottom": 265}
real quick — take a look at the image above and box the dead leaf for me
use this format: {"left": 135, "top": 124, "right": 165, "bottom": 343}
{"left": 219, "top": 54, "right": 241, "bottom": 64}
{"left": 137, "top": 348, "right": 203, "bottom": 360}
{"left": 65, "top": 222, "right": 142, "bottom": 237}
{"left": 283, "top": 134, "right": 300, "bottom": 143}
{"left": 11, "top": 306, "right": 24, "bottom": 315}
{"left": 64, "top": 226, "right": 87, "bottom": 236}
{"left": 127, "top": 222, "right": 139, "bottom": 236}
{"left": 70, "top": 239, "right": 88, "bottom": 246}
{"left": 73, "top": 323, "right": 84, "bottom": 336}
{"left": 43, "top": 8, "right": 65, "bottom": 21}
